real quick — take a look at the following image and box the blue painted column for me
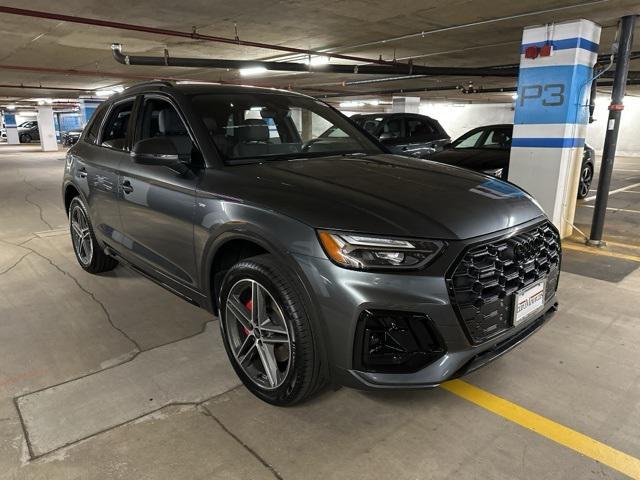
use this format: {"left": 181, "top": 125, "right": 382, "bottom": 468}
{"left": 4, "top": 112, "right": 19, "bottom": 144}
{"left": 509, "top": 19, "right": 601, "bottom": 237}
{"left": 79, "top": 99, "right": 103, "bottom": 127}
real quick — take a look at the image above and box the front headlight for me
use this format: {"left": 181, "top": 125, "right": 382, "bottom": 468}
{"left": 317, "top": 231, "right": 444, "bottom": 270}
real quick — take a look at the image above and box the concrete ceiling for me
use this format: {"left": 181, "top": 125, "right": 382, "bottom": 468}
{"left": 0, "top": 0, "right": 639, "bottom": 106}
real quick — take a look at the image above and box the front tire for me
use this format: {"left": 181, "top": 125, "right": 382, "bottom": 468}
{"left": 219, "top": 254, "right": 323, "bottom": 406}
{"left": 20, "top": 134, "right": 31, "bottom": 144}
{"left": 68, "top": 196, "right": 118, "bottom": 273}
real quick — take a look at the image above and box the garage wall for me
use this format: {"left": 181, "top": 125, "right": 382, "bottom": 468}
{"left": 586, "top": 93, "right": 640, "bottom": 156}
{"left": 419, "top": 101, "right": 515, "bottom": 139}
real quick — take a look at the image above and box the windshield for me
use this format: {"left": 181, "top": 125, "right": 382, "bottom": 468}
{"left": 190, "top": 93, "right": 382, "bottom": 164}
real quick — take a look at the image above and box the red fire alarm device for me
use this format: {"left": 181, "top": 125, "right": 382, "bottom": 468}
{"left": 540, "top": 43, "right": 553, "bottom": 57}
{"left": 525, "top": 46, "right": 539, "bottom": 59}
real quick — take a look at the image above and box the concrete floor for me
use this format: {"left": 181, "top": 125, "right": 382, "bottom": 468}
{"left": 1, "top": 144, "right": 640, "bottom": 479}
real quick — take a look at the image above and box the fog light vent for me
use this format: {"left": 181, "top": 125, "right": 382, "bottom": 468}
{"left": 353, "top": 310, "right": 445, "bottom": 373}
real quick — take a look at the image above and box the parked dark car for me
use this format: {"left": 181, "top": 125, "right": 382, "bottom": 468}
{"left": 62, "top": 82, "right": 560, "bottom": 405}
{"left": 18, "top": 120, "right": 40, "bottom": 143}
{"left": 427, "top": 124, "right": 595, "bottom": 199}
{"left": 344, "top": 113, "right": 450, "bottom": 158}
{"left": 63, "top": 128, "right": 83, "bottom": 147}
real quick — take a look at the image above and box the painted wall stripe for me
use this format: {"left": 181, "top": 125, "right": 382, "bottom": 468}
{"left": 521, "top": 37, "right": 599, "bottom": 53}
{"left": 512, "top": 137, "right": 586, "bottom": 148}
{"left": 442, "top": 380, "right": 640, "bottom": 479}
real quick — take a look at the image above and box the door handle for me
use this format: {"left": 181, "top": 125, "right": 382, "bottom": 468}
{"left": 122, "top": 180, "right": 134, "bottom": 194}
{"left": 77, "top": 167, "right": 87, "bottom": 178}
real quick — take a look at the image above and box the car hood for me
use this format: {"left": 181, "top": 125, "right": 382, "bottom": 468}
{"left": 203, "top": 154, "right": 544, "bottom": 240}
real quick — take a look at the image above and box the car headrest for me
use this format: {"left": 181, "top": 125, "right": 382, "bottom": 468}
{"left": 491, "top": 131, "right": 509, "bottom": 145}
{"left": 159, "top": 109, "right": 187, "bottom": 135}
{"left": 237, "top": 119, "right": 269, "bottom": 142}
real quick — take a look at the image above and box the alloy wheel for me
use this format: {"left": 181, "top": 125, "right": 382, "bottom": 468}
{"left": 579, "top": 164, "right": 593, "bottom": 198}
{"left": 224, "top": 279, "right": 292, "bottom": 390}
{"left": 70, "top": 205, "right": 93, "bottom": 265}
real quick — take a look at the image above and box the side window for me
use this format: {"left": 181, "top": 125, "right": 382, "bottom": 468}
{"left": 480, "top": 128, "right": 512, "bottom": 149}
{"left": 453, "top": 130, "right": 484, "bottom": 149}
{"left": 407, "top": 118, "right": 436, "bottom": 138}
{"left": 381, "top": 118, "right": 403, "bottom": 139}
{"left": 137, "top": 97, "right": 193, "bottom": 161}
{"left": 101, "top": 101, "right": 134, "bottom": 150}
{"left": 85, "top": 107, "right": 107, "bottom": 144}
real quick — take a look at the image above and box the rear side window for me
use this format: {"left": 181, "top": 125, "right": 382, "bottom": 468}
{"left": 407, "top": 118, "right": 436, "bottom": 137}
{"left": 84, "top": 107, "right": 107, "bottom": 144}
{"left": 101, "top": 100, "right": 134, "bottom": 150}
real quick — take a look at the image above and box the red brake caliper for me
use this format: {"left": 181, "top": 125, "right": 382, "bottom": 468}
{"left": 242, "top": 299, "right": 253, "bottom": 336}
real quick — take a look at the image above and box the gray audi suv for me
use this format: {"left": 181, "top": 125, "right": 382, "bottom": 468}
{"left": 62, "top": 82, "right": 560, "bottom": 405}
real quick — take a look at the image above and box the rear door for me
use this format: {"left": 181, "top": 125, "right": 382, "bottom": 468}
{"left": 78, "top": 98, "right": 136, "bottom": 243}
{"left": 116, "top": 94, "right": 202, "bottom": 293}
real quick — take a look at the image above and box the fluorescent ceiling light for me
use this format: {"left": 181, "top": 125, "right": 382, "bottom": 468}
{"left": 250, "top": 106, "right": 264, "bottom": 111}
{"left": 339, "top": 99, "right": 380, "bottom": 108}
{"left": 95, "top": 89, "right": 116, "bottom": 97}
{"left": 303, "top": 55, "right": 330, "bottom": 66}
{"left": 511, "top": 93, "right": 518, "bottom": 100}
{"left": 6, "top": 104, "right": 16, "bottom": 110}
{"left": 239, "top": 66, "right": 268, "bottom": 76}
{"left": 18, "top": 111, "right": 37, "bottom": 116}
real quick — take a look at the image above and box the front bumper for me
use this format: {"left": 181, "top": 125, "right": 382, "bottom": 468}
{"left": 292, "top": 218, "right": 560, "bottom": 390}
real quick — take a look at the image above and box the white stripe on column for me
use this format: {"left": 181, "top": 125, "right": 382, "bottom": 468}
{"left": 522, "top": 21, "right": 601, "bottom": 44}
{"left": 513, "top": 124, "right": 588, "bottom": 139}
{"left": 520, "top": 48, "right": 598, "bottom": 68}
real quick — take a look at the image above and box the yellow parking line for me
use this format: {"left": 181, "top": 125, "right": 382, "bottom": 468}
{"left": 442, "top": 380, "right": 640, "bottom": 479}
{"left": 562, "top": 242, "right": 640, "bottom": 263}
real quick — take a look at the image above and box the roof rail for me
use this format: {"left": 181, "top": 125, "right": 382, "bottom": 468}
{"left": 125, "top": 80, "right": 174, "bottom": 90}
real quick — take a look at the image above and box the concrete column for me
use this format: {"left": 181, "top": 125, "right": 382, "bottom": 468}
{"left": 36, "top": 106, "right": 58, "bottom": 152}
{"left": 301, "top": 109, "right": 313, "bottom": 141}
{"left": 391, "top": 96, "right": 420, "bottom": 114}
{"left": 4, "top": 112, "right": 19, "bottom": 144}
{"left": 509, "top": 19, "right": 601, "bottom": 237}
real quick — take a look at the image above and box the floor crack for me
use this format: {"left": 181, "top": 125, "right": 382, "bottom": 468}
{"left": 22, "top": 247, "right": 142, "bottom": 353}
{"left": 0, "top": 252, "right": 32, "bottom": 276}
{"left": 200, "top": 404, "right": 284, "bottom": 480}
{"left": 23, "top": 179, "right": 53, "bottom": 230}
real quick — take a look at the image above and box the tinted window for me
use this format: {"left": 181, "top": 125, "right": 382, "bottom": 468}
{"left": 407, "top": 118, "right": 436, "bottom": 137}
{"left": 479, "top": 128, "right": 512, "bottom": 149}
{"left": 382, "top": 118, "right": 402, "bottom": 138}
{"left": 137, "top": 97, "right": 193, "bottom": 161}
{"left": 190, "top": 93, "right": 380, "bottom": 163}
{"left": 101, "top": 100, "right": 134, "bottom": 150}
{"left": 85, "top": 106, "right": 107, "bottom": 144}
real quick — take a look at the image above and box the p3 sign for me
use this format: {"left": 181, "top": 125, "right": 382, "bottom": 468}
{"left": 519, "top": 84, "right": 565, "bottom": 107}
{"left": 514, "top": 64, "right": 591, "bottom": 125}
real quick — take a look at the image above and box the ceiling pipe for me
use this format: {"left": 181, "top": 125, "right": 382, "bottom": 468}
{"left": 0, "top": 5, "right": 396, "bottom": 66}
{"left": 318, "top": 78, "right": 640, "bottom": 99}
{"left": 0, "top": 83, "right": 96, "bottom": 92}
{"left": 266, "top": 1, "right": 609, "bottom": 62}
{"left": 112, "top": 44, "right": 519, "bottom": 77}
{"left": 0, "top": 63, "right": 353, "bottom": 96}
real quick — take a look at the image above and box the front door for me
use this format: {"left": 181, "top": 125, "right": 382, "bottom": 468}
{"left": 116, "top": 95, "right": 202, "bottom": 293}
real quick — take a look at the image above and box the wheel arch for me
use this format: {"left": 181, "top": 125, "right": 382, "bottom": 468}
{"left": 203, "top": 228, "right": 330, "bottom": 378}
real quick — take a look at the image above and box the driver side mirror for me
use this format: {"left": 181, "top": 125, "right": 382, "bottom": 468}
{"left": 131, "top": 137, "right": 183, "bottom": 168}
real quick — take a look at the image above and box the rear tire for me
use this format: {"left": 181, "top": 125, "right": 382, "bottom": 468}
{"left": 219, "top": 254, "right": 324, "bottom": 406}
{"left": 68, "top": 196, "right": 118, "bottom": 274}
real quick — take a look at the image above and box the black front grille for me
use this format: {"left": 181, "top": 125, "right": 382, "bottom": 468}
{"left": 447, "top": 222, "right": 561, "bottom": 344}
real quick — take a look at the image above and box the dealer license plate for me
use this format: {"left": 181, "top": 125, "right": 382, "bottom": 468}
{"left": 513, "top": 278, "right": 546, "bottom": 326}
